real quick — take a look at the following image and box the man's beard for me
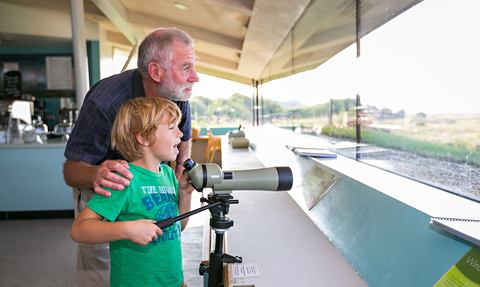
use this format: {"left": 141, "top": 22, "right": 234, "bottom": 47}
{"left": 156, "top": 74, "right": 193, "bottom": 101}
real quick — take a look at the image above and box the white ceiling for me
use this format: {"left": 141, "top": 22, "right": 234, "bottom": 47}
{"left": 0, "top": 0, "right": 422, "bottom": 85}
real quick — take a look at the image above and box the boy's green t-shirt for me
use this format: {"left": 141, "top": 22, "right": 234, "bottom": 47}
{"left": 87, "top": 163, "right": 183, "bottom": 287}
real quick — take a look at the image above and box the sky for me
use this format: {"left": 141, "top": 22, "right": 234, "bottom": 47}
{"left": 357, "top": 0, "right": 480, "bottom": 115}
{"left": 191, "top": 73, "right": 252, "bottom": 100}
{"left": 191, "top": 0, "right": 480, "bottom": 115}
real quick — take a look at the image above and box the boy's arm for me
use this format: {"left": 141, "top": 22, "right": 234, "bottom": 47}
{"left": 177, "top": 173, "right": 195, "bottom": 231}
{"left": 70, "top": 206, "right": 163, "bottom": 246}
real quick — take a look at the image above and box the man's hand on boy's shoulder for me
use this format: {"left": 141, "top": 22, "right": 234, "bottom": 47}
{"left": 93, "top": 159, "right": 133, "bottom": 197}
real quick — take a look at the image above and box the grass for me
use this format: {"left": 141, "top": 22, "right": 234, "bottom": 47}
{"left": 321, "top": 125, "right": 480, "bottom": 166}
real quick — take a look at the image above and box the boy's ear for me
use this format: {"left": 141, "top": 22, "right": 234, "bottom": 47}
{"left": 147, "top": 62, "right": 162, "bottom": 83}
{"left": 136, "top": 133, "right": 150, "bottom": 146}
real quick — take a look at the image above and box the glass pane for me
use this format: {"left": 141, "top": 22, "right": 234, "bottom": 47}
{"left": 358, "top": 0, "right": 480, "bottom": 201}
{"left": 263, "top": 31, "right": 293, "bottom": 82}
{"left": 261, "top": 31, "right": 294, "bottom": 129}
{"left": 292, "top": 0, "right": 356, "bottom": 75}
{"left": 190, "top": 73, "right": 252, "bottom": 134}
{"left": 112, "top": 48, "right": 137, "bottom": 72}
{"left": 261, "top": 0, "right": 357, "bottom": 145}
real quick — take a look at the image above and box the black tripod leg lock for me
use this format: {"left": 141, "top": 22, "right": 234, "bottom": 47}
{"left": 222, "top": 253, "right": 243, "bottom": 264}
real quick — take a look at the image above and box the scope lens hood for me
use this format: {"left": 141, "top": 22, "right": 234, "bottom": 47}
{"left": 275, "top": 167, "right": 294, "bottom": 191}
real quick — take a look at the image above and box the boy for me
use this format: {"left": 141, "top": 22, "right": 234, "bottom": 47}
{"left": 70, "top": 97, "right": 194, "bottom": 287}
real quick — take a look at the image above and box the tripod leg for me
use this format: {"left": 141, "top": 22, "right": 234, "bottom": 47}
{"left": 208, "top": 232, "right": 224, "bottom": 287}
{"left": 206, "top": 231, "right": 243, "bottom": 287}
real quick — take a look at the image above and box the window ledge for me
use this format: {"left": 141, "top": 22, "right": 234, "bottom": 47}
{"left": 246, "top": 126, "right": 480, "bottom": 247}
{"left": 312, "top": 154, "right": 480, "bottom": 247}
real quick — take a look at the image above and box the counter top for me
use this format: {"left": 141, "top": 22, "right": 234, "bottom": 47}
{"left": 217, "top": 136, "right": 367, "bottom": 287}
{"left": 0, "top": 138, "right": 67, "bottom": 149}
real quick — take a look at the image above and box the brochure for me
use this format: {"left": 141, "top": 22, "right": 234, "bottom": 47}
{"left": 433, "top": 247, "right": 480, "bottom": 287}
{"left": 287, "top": 145, "right": 337, "bottom": 158}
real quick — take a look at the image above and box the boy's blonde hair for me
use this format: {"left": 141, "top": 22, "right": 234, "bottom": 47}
{"left": 111, "top": 97, "right": 182, "bottom": 161}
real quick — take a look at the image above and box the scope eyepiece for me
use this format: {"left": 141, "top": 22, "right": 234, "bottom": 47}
{"left": 182, "top": 158, "right": 197, "bottom": 172}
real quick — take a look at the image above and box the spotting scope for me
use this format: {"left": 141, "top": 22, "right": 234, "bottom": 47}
{"left": 182, "top": 158, "right": 293, "bottom": 194}
{"left": 157, "top": 159, "right": 293, "bottom": 287}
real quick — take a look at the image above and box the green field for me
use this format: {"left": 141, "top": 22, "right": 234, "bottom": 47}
{"left": 320, "top": 116, "right": 480, "bottom": 166}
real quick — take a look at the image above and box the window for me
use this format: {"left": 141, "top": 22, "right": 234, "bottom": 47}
{"left": 113, "top": 48, "right": 137, "bottom": 73}
{"left": 258, "top": 0, "right": 480, "bottom": 202}
{"left": 357, "top": 0, "right": 480, "bottom": 201}
{"left": 190, "top": 73, "right": 252, "bottom": 134}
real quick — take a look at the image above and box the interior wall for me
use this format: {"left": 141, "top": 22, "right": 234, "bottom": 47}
{"left": 0, "top": 1, "right": 100, "bottom": 42}
{"left": 0, "top": 2, "right": 72, "bottom": 38}
{"left": 98, "top": 25, "right": 115, "bottom": 79}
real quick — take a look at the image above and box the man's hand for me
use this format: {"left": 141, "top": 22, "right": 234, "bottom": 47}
{"left": 175, "top": 139, "right": 191, "bottom": 179}
{"left": 63, "top": 159, "right": 133, "bottom": 197}
{"left": 174, "top": 163, "right": 185, "bottom": 179}
{"left": 178, "top": 173, "right": 195, "bottom": 231}
{"left": 124, "top": 219, "right": 163, "bottom": 246}
{"left": 92, "top": 160, "right": 133, "bottom": 196}
{"left": 178, "top": 173, "right": 195, "bottom": 194}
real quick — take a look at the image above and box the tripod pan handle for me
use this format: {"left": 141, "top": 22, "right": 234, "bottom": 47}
{"left": 155, "top": 217, "right": 174, "bottom": 229}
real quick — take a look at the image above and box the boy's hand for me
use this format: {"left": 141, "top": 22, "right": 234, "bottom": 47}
{"left": 125, "top": 219, "right": 163, "bottom": 245}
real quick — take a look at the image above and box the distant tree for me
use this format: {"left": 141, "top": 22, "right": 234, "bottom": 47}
{"left": 396, "top": 109, "right": 405, "bottom": 118}
{"left": 190, "top": 96, "right": 211, "bottom": 115}
{"left": 381, "top": 108, "right": 393, "bottom": 115}
{"left": 342, "top": 98, "right": 358, "bottom": 112}
{"left": 263, "top": 98, "right": 285, "bottom": 114}
{"left": 295, "top": 98, "right": 356, "bottom": 118}
{"left": 191, "top": 95, "right": 362, "bottom": 125}
{"left": 413, "top": 112, "right": 427, "bottom": 126}
{"left": 191, "top": 94, "right": 254, "bottom": 124}
{"left": 221, "top": 93, "right": 251, "bottom": 119}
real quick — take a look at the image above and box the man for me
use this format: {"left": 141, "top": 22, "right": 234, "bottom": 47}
{"left": 63, "top": 27, "right": 199, "bottom": 287}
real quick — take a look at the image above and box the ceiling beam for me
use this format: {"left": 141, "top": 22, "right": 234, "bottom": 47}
{"left": 238, "top": 0, "right": 311, "bottom": 79}
{"left": 195, "top": 66, "right": 252, "bottom": 85}
{"left": 196, "top": 51, "right": 239, "bottom": 70}
{"left": 90, "top": 0, "right": 139, "bottom": 45}
{"left": 106, "top": 31, "right": 131, "bottom": 46}
{"left": 196, "top": 0, "right": 254, "bottom": 16}
{"left": 127, "top": 11, "right": 244, "bottom": 51}
{"left": 104, "top": 33, "right": 240, "bottom": 71}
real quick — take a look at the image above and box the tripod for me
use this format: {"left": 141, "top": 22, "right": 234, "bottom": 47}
{"left": 156, "top": 192, "right": 242, "bottom": 287}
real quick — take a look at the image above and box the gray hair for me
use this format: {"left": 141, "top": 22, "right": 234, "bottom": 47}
{"left": 137, "top": 27, "right": 194, "bottom": 78}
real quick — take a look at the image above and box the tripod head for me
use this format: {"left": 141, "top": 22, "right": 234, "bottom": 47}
{"left": 182, "top": 158, "right": 293, "bottom": 194}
